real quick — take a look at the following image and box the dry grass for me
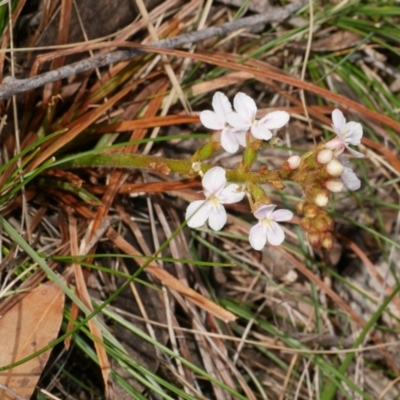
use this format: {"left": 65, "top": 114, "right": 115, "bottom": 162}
{"left": 0, "top": 0, "right": 400, "bottom": 399}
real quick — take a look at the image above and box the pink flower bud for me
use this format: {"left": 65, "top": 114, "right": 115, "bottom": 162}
{"left": 326, "top": 159, "right": 344, "bottom": 177}
{"left": 325, "top": 179, "right": 344, "bottom": 192}
{"left": 287, "top": 155, "right": 301, "bottom": 169}
{"left": 317, "top": 149, "right": 333, "bottom": 164}
{"left": 308, "top": 229, "right": 321, "bottom": 248}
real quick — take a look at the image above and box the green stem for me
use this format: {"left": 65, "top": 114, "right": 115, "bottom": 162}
{"left": 61, "top": 152, "right": 283, "bottom": 185}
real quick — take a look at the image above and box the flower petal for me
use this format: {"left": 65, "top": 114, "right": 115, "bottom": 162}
{"left": 212, "top": 91, "right": 232, "bottom": 117}
{"left": 345, "top": 122, "right": 363, "bottom": 145}
{"left": 345, "top": 145, "right": 364, "bottom": 158}
{"left": 226, "top": 112, "right": 251, "bottom": 130}
{"left": 219, "top": 184, "right": 245, "bottom": 204}
{"left": 338, "top": 155, "right": 352, "bottom": 168}
{"left": 208, "top": 204, "right": 227, "bottom": 231}
{"left": 259, "top": 111, "right": 290, "bottom": 130}
{"left": 272, "top": 209, "right": 293, "bottom": 222}
{"left": 236, "top": 130, "right": 247, "bottom": 147}
{"left": 325, "top": 136, "right": 344, "bottom": 153}
{"left": 233, "top": 92, "right": 257, "bottom": 122}
{"left": 220, "top": 128, "right": 240, "bottom": 154}
{"left": 202, "top": 167, "right": 226, "bottom": 195}
{"left": 186, "top": 200, "right": 211, "bottom": 228}
{"left": 266, "top": 221, "right": 285, "bottom": 246}
{"left": 200, "top": 110, "right": 225, "bottom": 130}
{"left": 341, "top": 168, "right": 361, "bottom": 191}
{"left": 250, "top": 124, "right": 273, "bottom": 141}
{"left": 249, "top": 223, "right": 267, "bottom": 251}
{"left": 332, "top": 109, "right": 346, "bottom": 134}
{"left": 254, "top": 205, "right": 276, "bottom": 220}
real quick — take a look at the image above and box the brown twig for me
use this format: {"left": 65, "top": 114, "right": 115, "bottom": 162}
{"left": 0, "top": 1, "right": 305, "bottom": 100}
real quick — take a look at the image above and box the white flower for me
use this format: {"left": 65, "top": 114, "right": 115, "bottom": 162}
{"left": 249, "top": 205, "right": 293, "bottom": 250}
{"left": 325, "top": 109, "right": 364, "bottom": 158}
{"left": 185, "top": 166, "right": 245, "bottom": 231}
{"left": 338, "top": 155, "right": 361, "bottom": 191}
{"left": 226, "top": 92, "right": 290, "bottom": 141}
{"left": 199, "top": 92, "right": 246, "bottom": 153}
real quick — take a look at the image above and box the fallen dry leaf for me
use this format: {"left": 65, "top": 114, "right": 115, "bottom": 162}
{"left": 0, "top": 281, "right": 65, "bottom": 400}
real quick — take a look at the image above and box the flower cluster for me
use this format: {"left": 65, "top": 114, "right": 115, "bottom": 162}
{"left": 288, "top": 108, "right": 364, "bottom": 248}
{"left": 321, "top": 109, "right": 363, "bottom": 192}
{"left": 186, "top": 167, "right": 293, "bottom": 249}
{"left": 200, "top": 92, "right": 290, "bottom": 153}
{"left": 185, "top": 93, "right": 364, "bottom": 251}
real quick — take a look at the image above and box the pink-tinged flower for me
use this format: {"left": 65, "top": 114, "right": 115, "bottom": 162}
{"left": 249, "top": 205, "right": 293, "bottom": 250}
{"left": 338, "top": 155, "right": 361, "bottom": 191}
{"left": 226, "top": 92, "right": 290, "bottom": 141}
{"left": 186, "top": 166, "right": 245, "bottom": 231}
{"left": 199, "top": 92, "right": 246, "bottom": 153}
{"left": 325, "top": 109, "right": 364, "bottom": 158}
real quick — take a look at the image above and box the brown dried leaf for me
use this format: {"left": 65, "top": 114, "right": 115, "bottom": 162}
{"left": 134, "top": 43, "right": 400, "bottom": 133}
{"left": 96, "top": 115, "right": 199, "bottom": 133}
{"left": 0, "top": 281, "right": 65, "bottom": 399}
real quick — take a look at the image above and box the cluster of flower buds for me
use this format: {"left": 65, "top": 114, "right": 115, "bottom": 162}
{"left": 283, "top": 109, "right": 364, "bottom": 249}
{"left": 185, "top": 92, "right": 364, "bottom": 251}
{"left": 297, "top": 201, "right": 334, "bottom": 250}
{"left": 319, "top": 109, "right": 363, "bottom": 192}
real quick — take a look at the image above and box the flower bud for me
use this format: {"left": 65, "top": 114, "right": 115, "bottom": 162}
{"left": 317, "top": 149, "right": 334, "bottom": 164}
{"left": 296, "top": 202, "right": 305, "bottom": 214}
{"left": 304, "top": 204, "right": 319, "bottom": 218}
{"left": 314, "top": 214, "right": 334, "bottom": 232}
{"left": 300, "top": 217, "right": 311, "bottom": 231}
{"left": 287, "top": 155, "right": 301, "bottom": 170}
{"left": 321, "top": 232, "right": 333, "bottom": 250}
{"left": 326, "top": 159, "right": 344, "bottom": 177}
{"left": 325, "top": 179, "right": 344, "bottom": 193}
{"left": 308, "top": 228, "right": 321, "bottom": 248}
{"left": 314, "top": 190, "right": 329, "bottom": 207}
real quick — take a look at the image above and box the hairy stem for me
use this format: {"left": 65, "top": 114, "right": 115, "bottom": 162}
{"left": 61, "top": 153, "right": 284, "bottom": 184}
